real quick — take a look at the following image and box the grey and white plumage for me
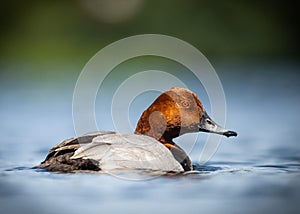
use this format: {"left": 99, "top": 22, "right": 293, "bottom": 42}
{"left": 35, "top": 131, "right": 183, "bottom": 173}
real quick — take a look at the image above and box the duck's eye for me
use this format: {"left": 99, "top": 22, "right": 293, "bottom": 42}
{"left": 181, "top": 100, "right": 190, "bottom": 108}
{"left": 206, "top": 119, "right": 213, "bottom": 125}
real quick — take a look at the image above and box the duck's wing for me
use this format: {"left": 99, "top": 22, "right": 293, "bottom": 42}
{"left": 34, "top": 131, "right": 116, "bottom": 172}
{"left": 71, "top": 133, "right": 184, "bottom": 173}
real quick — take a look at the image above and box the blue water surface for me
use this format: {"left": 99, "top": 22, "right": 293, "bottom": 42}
{"left": 0, "top": 61, "right": 300, "bottom": 214}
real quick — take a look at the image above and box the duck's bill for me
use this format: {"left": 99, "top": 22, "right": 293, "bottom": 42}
{"left": 198, "top": 111, "right": 237, "bottom": 138}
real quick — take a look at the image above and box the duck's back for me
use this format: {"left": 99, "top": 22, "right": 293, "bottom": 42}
{"left": 35, "top": 131, "right": 183, "bottom": 173}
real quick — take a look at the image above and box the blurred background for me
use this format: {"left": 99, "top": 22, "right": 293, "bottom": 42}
{"left": 1, "top": 0, "right": 299, "bottom": 68}
{"left": 1, "top": 1, "right": 300, "bottom": 214}
{"left": 1, "top": 0, "right": 299, "bottom": 98}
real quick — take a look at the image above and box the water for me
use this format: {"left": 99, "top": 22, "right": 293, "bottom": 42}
{"left": 1, "top": 62, "right": 300, "bottom": 214}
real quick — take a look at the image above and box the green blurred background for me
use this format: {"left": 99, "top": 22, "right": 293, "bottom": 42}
{"left": 1, "top": 0, "right": 299, "bottom": 76}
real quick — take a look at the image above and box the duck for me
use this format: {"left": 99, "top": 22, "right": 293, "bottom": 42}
{"left": 35, "top": 87, "right": 237, "bottom": 173}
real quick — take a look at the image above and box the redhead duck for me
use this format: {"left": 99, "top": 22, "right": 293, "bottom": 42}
{"left": 35, "top": 87, "right": 237, "bottom": 173}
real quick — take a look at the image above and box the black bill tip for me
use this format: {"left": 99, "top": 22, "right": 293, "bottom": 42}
{"left": 223, "top": 131, "right": 238, "bottom": 138}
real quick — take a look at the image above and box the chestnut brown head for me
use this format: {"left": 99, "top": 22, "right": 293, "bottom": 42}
{"left": 135, "top": 87, "right": 237, "bottom": 144}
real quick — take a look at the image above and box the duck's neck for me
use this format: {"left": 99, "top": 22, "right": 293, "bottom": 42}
{"left": 158, "top": 135, "right": 174, "bottom": 145}
{"left": 135, "top": 125, "right": 179, "bottom": 145}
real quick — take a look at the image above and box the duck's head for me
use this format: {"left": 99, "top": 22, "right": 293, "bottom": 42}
{"left": 135, "top": 87, "right": 237, "bottom": 144}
